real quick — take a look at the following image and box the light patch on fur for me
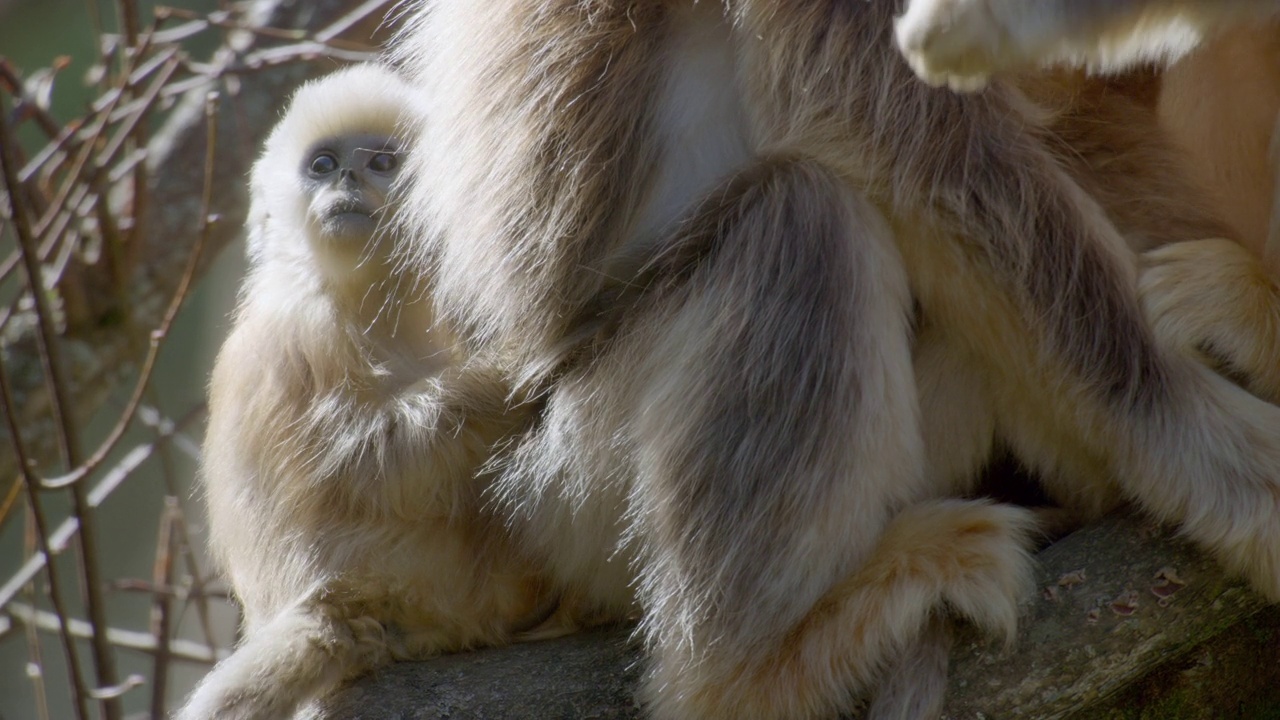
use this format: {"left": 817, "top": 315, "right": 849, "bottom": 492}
{"left": 628, "top": 3, "right": 750, "bottom": 254}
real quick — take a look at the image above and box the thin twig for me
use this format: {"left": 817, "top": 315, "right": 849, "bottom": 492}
{"left": 21, "top": 505, "right": 52, "bottom": 720}
{"left": 149, "top": 497, "right": 179, "bottom": 717}
{"left": 84, "top": 0, "right": 108, "bottom": 96}
{"left": 117, "top": 0, "right": 142, "bottom": 50}
{"left": 111, "top": 578, "right": 231, "bottom": 602}
{"left": 157, "top": 5, "right": 376, "bottom": 52}
{"left": 0, "top": 180, "right": 87, "bottom": 300}
{"left": 144, "top": 390, "right": 221, "bottom": 654}
{"left": 6, "top": 602, "right": 228, "bottom": 664}
{"left": 0, "top": 475, "right": 20, "bottom": 529}
{"left": 0, "top": 59, "right": 68, "bottom": 143}
{"left": 41, "top": 83, "right": 215, "bottom": 492}
{"left": 29, "top": 32, "right": 160, "bottom": 260}
{"left": 315, "top": 0, "right": 397, "bottom": 42}
{"left": 0, "top": 405, "right": 206, "bottom": 613}
{"left": 241, "top": 41, "right": 378, "bottom": 67}
{"left": 0, "top": 91, "right": 105, "bottom": 720}
{"left": 138, "top": 403, "right": 205, "bottom": 460}
{"left": 115, "top": 10, "right": 161, "bottom": 312}
{"left": 0, "top": 122, "right": 81, "bottom": 471}
{"left": 0, "top": 359, "right": 90, "bottom": 720}
{"left": 0, "top": 90, "right": 124, "bottom": 720}
{"left": 173, "top": 507, "right": 225, "bottom": 653}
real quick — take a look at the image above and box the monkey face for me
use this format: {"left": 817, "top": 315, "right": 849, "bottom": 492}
{"left": 301, "top": 132, "right": 402, "bottom": 250}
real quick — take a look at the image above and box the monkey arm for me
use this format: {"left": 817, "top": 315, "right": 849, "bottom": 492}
{"left": 393, "top": 3, "right": 670, "bottom": 377}
{"left": 280, "top": 365, "right": 529, "bottom": 522}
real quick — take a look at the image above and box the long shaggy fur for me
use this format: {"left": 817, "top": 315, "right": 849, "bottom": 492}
{"left": 896, "top": 0, "right": 1280, "bottom": 402}
{"left": 178, "top": 65, "right": 554, "bottom": 720}
{"left": 392, "top": 1, "right": 1280, "bottom": 717}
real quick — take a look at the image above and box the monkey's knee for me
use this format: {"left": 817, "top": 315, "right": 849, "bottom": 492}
{"left": 630, "top": 153, "right": 917, "bottom": 475}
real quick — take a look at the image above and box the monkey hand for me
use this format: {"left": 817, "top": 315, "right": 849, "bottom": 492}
{"left": 894, "top": 0, "right": 1056, "bottom": 92}
{"left": 176, "top": 594, "right": 390, "bottom": 720}
{"left": 1140, "top": 238, "right": 1280, "bottom": 405}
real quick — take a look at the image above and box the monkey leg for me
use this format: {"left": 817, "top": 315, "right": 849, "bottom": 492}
{"left": 175, "top": 587, "right": 390, "bottom": 720}
{"left": 1140, "top": 237, "right": 1280, "bottom": 404}
{"left": 609, "top": 156, "right": 1036, "bottom": 719}
{"left": 805, "top": 29, "right": 1280, "bottom": 600}
{"left": 900, "top": 153, "right": 1280, "bottom": 602}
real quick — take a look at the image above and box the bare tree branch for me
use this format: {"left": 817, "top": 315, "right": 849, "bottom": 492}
{"left": 0, "top": 0, "right": 391, "bottom": 487}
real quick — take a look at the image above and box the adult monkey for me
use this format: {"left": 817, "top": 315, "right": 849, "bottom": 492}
{"left": 393, "top": 3, "right": 1280, "bottom": 717}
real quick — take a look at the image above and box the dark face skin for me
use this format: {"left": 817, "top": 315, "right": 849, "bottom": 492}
{"left": 301, "top": 132, "right": 401, "bottom": 244}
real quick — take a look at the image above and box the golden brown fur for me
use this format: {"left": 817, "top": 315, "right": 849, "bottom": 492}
{"left": 392, "top": 2, "right": 1280, "bottom": 717}
{"left": 1157, "top": 26, "right": 1280, "bottom": 259}
{"left": 178, "top": 65, "right": 553, "bottom": 720}
{"left": 1147, "top": 25, "right": 1280, "bottom": 402}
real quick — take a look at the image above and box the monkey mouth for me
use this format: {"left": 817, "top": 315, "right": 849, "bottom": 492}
{"left": 318, "top": 196, "right": 378, "bottom": 229}
{"left": 319, "top": 202, "right": 379, "bottom": 239}
{"left": 324, "top": 199, "right": 375, "bottom": 221}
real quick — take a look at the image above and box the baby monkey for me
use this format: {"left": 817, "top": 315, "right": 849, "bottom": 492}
{"left": 177, "top": 64, "right": 555, "bottom": 720}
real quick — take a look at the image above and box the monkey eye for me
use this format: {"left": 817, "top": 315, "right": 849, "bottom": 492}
{"left": 368, "top": 151, "right": 398, "bottom": 174}
{"left": 308, "top": 152, "right": 339, "bottom": 176}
